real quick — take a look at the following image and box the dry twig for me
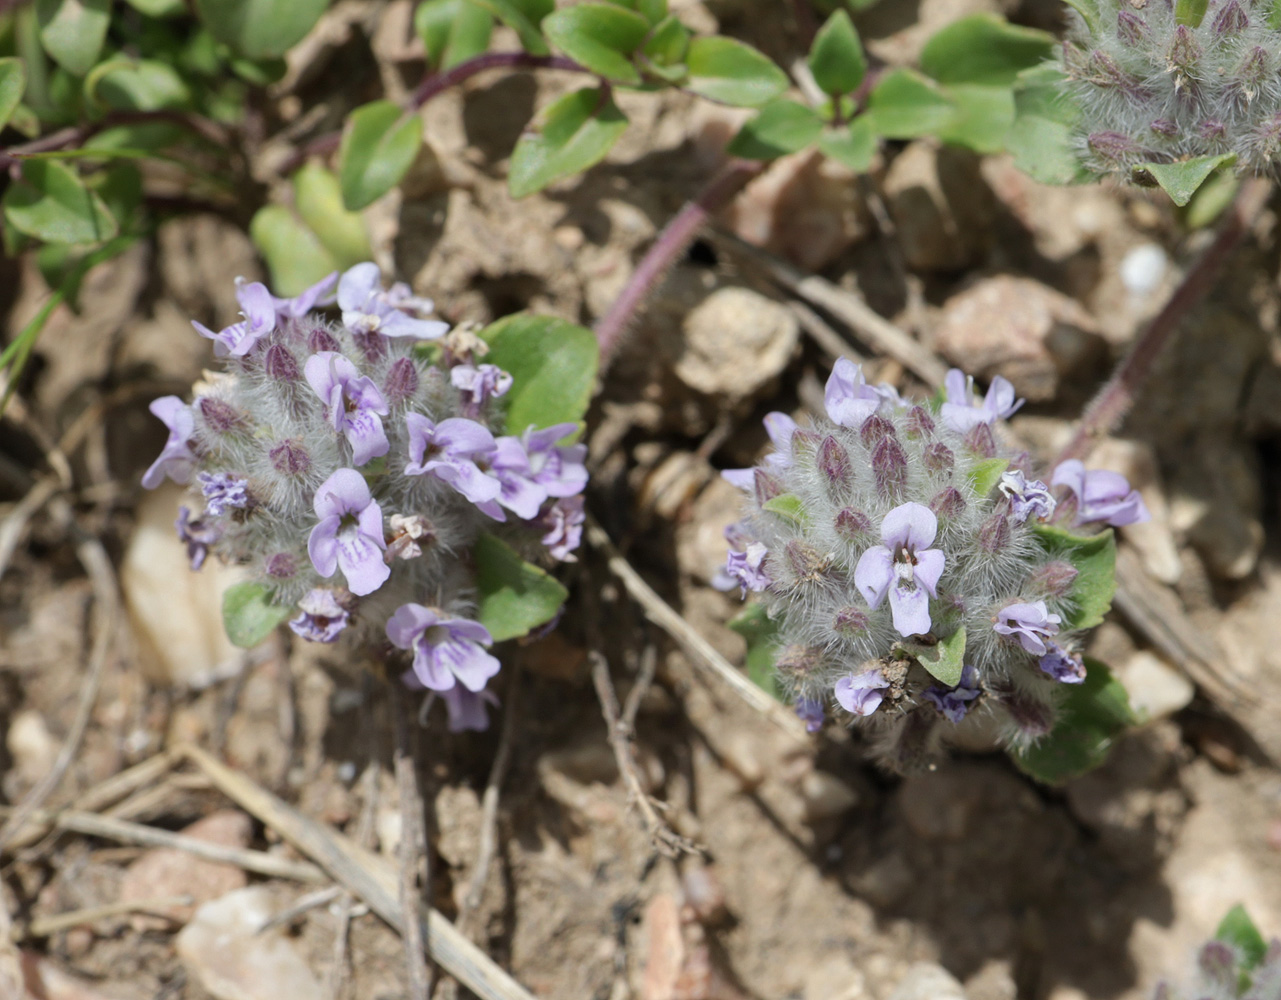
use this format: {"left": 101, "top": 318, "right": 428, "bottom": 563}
{"left": 14, "top": 896, "right": 196, "bottom": 940}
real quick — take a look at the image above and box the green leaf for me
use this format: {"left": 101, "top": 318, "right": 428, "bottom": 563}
{"left": 966, "top": 457, "right": 1009, "bottom": 498}
{"left": 92, "top": 162, "right": 142, "bottom": 230}
{"left": 863, "top": 67, "right": 956, "bottom": 139}
{"left": 1174, "top": 0, "right": 1208, "bottom": 27}
{"left": 1006, "top": 63, "right": 1088, "bottom": 185}
{"left": 1031, "top": 524, "right": 1117, "bottom": 631}
{"left": 249, "top": 204, "right": 340, "bottom": 297}
{"left": 920, "top": 14, "right": 1053, "bottom": 87}
{"left": 508, "top": 86, "right": 628, "bottom": 197}
{"left": 338, "top": 100, "right": 423, "bottom": 210}
{"left": 728, "top": 602, "right": 782, "bottom": 699}
{"left": 1184, "top": 169, "right": 1238, "bottom": 229}
{"left": 474, "top": 533, "right": 568, "bottom": 642}
{"left": 543, "top": 3, "right": 649, "bottom": 84}
{"left": 229, "top": 55, "right": 289, "bottom": 86}
{"left": 293, "top": 162, "right": 371, "bottom": 268}
{"left": 83, "top": 121, "right": 186, "bottom": 153}
{"left": 87, "top": 58, "right": 193, "bottom": 112}
{"left": 934, "top": 84, "right": 1013, "bottom": 154}
{"left": 222, "top": 581, "right": 293, "bottom": 648}
{"left": 1060, "top": 0, "right": 1100, "bottom": 35}
{"left": 639, "top": 15, "right": 690, "bottom": 80}
{"left": 638, "top": 0, "right": 666, "bottom": 23}
{"left": 35, "top": 0, "right": 112, "bottom": 77}
{"left": 463, "top": 0, "right": 552, "bottom": 54}
{"left": 3, "top": 159, "right": 118, "bottom": 244}
{"left": 478, "top": 312, "right": 599, "bottom": 433}
{"left": 727, "top": 99, "right": 823, "bottom": 160}
{"left": 817, "top": 118, "right": 877, "bottom": 171}
{"left": 808, "top": 9, "right": 865, "bottom": 95}
{"left": 193, "top": 0, "right": 330, "bottom": 59}
{"left": 0, "top": 59, "right": 28, "bottom": 133}
{"left": 912, "top": 626, "right": 966, "bottom": 686}
{"left": 684, "top": 36, "right": 788, "bottom": 107}
{"left": 1215, "top": 905, "right": 1268, "bottom": 971}
{"left": 762, "top": 492, "right": 808, "bottom": 526}
{"left": 1134, "top": 153, "right": 1237, "bottom": 208}
{"left": 1013, "top": 658, "right": 1135, "bottom": 785}
{"left": 416, "top": 0, "right": 492, "bottom": 69}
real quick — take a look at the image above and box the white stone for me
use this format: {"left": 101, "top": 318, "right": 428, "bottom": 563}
{"left": 1119, "top": 243, "right": 1168, "bottom": 297}
{"left": 1117, "top": 652, "right": 1195, "bottom": 722}
{"left": 888, "top": 962, "right": 968, "bottom": 1000}
{"left": 176, "top": 887, "right": 323, "bottom": 1000}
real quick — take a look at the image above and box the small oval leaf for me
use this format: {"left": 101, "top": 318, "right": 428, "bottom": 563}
{"left": 474, "top": 533, "right": 569, "bottom": 642}
{"left": 249, "top": 204, "right": 340, "bottom": 297}
{"left": 684, "top": 36, "right": 788, "bottom": 108}
{"left": 863, "top": 67, "right": 956, "bottom": 139}
{"left": 293, "top": 162, "right": 372, "bottom": 267}
{"left": 3, "top": 159, "right": 118, "bottom": 244}
{"left": 727, "top": 99, "right": 823, "bottom": 160}
{"left": 508, "top": 86, "right": 628, "bottom": 198}
{"left": 339, "top": 100, "right": 424, "bottom": 210}
{"left": 1134, "top": 153, "right": 1237, "bottom": 207}
{"left": 920, "top": 14, "right": 1054, "bottom": 87}
{"left": 543, "top": 3, "right": 649, "bottom": 84}
{"left": 0, "top": 59, "right": 28, "bottom": 133}
{"left": 478, "top": 312, "right": 599, "bottom": 433}
{"left": 808, "top": 9, "right": 866, "bottom": 95}
{"left": 193, "top": 0, "right": 331, "bottom": 60}
{"left": 35, "top": 0, "right": 112, "bottom": 77}
{"left": 1031, "top": 523, "right": 1117, "bottom": 631}
{"left": 223, "top": 581, "right": 293, "bottom": 648}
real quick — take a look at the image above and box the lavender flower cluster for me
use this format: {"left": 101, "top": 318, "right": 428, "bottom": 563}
{"left": 1155, "top": 935, "right": 1281, "bottom": 1000}
{"left": 722, "top": 360, "right": 1147, "bottom": 770}
{"left": 1062, "top": 0, "right": 1281, "bottom": 177}
{"left": 143, "top": 263, "right": 587, "bottom": 731}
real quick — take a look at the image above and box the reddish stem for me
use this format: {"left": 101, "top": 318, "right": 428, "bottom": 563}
{"left": 1055, "top": 176, "right": 1272, "bottom": 465}
{"left": 408, "top": 52, "right": 585, "bottom": 110}
{"left": 594, "top": 158, "right": 765, "bottom": 363}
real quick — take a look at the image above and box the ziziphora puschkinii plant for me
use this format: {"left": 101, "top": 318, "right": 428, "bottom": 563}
{"left": 1154, "top": 906, "right": 1281, "bottom": 1000}
{"left": 142, "top": 263, "right": 590, "bottom": 732}
{"left": 1058, "top": 0, "right": 1281, "bottom": 195}
{"left": 722, "top": 359, "right": 1147, "bottom": 778}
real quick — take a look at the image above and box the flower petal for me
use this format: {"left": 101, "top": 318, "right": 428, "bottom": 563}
{"left": 413, "top": 644, "right": 456, "bottom": 692}
{"left": 338, "top": 262, "right": 380, "bottom": 312}
{"left": 307, "top": 516, "right": 342, "bottom": 577}
{"left": 335, "top": 528, "right": 390, "bottom": 596}
{"left": 888, "top": 582, "right": 931, "bottom": 637}
{"left": 313, "top": 467, "right": 371, "bottom": 520}
{"left": 721, "top": 468, "right": 755, "bottom": 491}
{"left": 854, "top": 545, "right": 894, "bottom": 608}
{"left": 386, "top": 603, "right": 438, "bottom": 649}
{"left": 913, "top": 547, "right": 945, "bottom": 597}
{"left": 345, "top": 409, "right": 390, "bottom": 466}
{"left": 436, "top": 417, "right": 498, "bottom": 456}
{"left": 880, "top": 501, "right": 937, "bottom": 551}
{"left": 379, "top": 312, "right": 449, "bottom": 339}
{"left": 436, "top": 638, "right": 501, "bottom": 692}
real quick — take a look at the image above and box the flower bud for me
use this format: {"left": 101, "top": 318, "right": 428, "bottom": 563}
{"left": 785, "top": 539, "right": 830, "bottom": 584}
{"left": 265, "top": 553, "right": 297, "bottom": 579}
{"left": 1197, "top": 941, "right": 1238, "bottom": 989}
{"left": 776, "top": 644, "right": 824, "bottom": 679}
{"left": 1167, "top": 25, "right": 1201, "bottom": 77}
{"left": 789, "top": 428, "right": 820, "bottom": 460}
{"left": 903, "top": 405, "right": 935, "bottom": 440}
{"left": 929, "top": 486, "right": 965, "bottom": 521}
{"left": 308, "top": 328, "right": 340, "bottom": 353}
{"left": 859, "top": 414, "right": 895, "bottom": 449}
{"left": 923, "top": 441, "right": 954, "bottom": 475}
{"left": 754, "top": 468, "right": 783, "bottom": 505}
{"left": 872, "top": 436, "right": 908, "bottom": 499}
{"left": 818, "top": 435, "right": 851, "bottom": 494}
{"left": 963, "top": 423, "right": 996, "bottom": 458}
{"left": 1088, "top": 130, "right": 1142, "bottom": 164}
{"left": 1232, "top": 47, "right": 1269, "bottom": 102}
{"left": 1027, "top": 559, "right": 1079, "bottom": 597}
{"left": 264, "top": 344, "right": 299, "bottom": 382}
{"left": 269, "top": 439, "right": 311, "bottom": 476}
{"left": 1199, "top": 118, "right": 1227, "bottom": 142}
{"left": 834, "top": 507, "right": 872, "bottom": 542}
{"left": 978, "top": 508, "right": 1011, "bottom": 552}
{"left": 384, "top": 357, "right": 419, "bottom": 406}
{"left": 199, "top": 397, "right": 242, "bottom": 434}
{"left": 353, "top": 330, "right": 387, "bottom": 361}
{"left": 1116, "top": 10, "right": 1146, "bottom": 44}
{"left": 832, "top": 606, "right": 869, "bottom": 638}
{"left": 1211, "top": 0, "right": 1247, "bottom": 36}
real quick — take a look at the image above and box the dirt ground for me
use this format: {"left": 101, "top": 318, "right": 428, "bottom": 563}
{"left": 4, "top": 1, "right": 1281, "bottom": 999}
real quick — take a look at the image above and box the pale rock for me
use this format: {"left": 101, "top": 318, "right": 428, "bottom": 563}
{"left": 122, "top": 484, "right": 246, "bottom": 687}
{"left": 0, "top": 885, "right": 20, "bottom": 1000}
{"left": 800, "top": 770, "right": 860, "bottom": 821}
{"left": 888, "top": 962, "right": 968, "bottom": 1000}
{"left": 881, "top": 143, "right": 995, "bottom": 273}
{"left": 964, "top": 961, "right": 1017, "bottom": 1000}
{"left": 176, "top": 887, "right": 323, "bottom": 1000}
{"left": 804, "top": 954, "right": 870, "bottom": 1000}
{"left": 120, "top": 810, "right": 252, "bottom": 929}
{"left": 7, "top": 710, "right": 57, "bottom": 788}
{"left": 727, "top": 149, "right": 873, "bottom": 271}
{"left": 674, "top": 287, "right": 800, "bottom": 401}
{"left": 1088, "top": 439, "right": 1180, "bottom": 585}
{"left": 933, "top": 276, "right": 1106, "bottom": 402}
{"left": 1119, "top": 244, "right": 1169, "bottom": 298}
{"left": 377, "top": 805, "right": 403, "bottom": 859}
{"left": 1116, "top": 652, "right": 1195, "bottom": 722}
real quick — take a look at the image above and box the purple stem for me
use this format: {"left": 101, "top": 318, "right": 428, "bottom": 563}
{"left": 594, "top": 158, "right": 765, "bottom": 363}
{"left": 0, "top": 111, "right": 232, "bottom": 167}
{"left": 1056, "top": 175, "right": 1272, "bottom": 464}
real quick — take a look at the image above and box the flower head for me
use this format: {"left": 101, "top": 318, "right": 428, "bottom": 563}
{"left": 386, "top": 603, "right": 500, "bottom": 692}
{"left": 192, "top": 280, "right": 277, "bottom": 357}
{"left": 304, "top": 352, "right": 391, "bottom": 466}
{"left": 993, "top": 600, "right": 1061, "bottom": 655}
{"left": 404, "top": 414, "right": 501, "bottom": 508}
{"left": 337, "top": 263, "right": 449, "bottom": 340}
{"left": 940, "top": 369, "right": 1023, "bottom": 432}
{"left": 199, "top": 471, "right": 250, "bottom": 517}
{"left": 998, "top": 469, "right": 1056, "bottom": 523}
{"left": 142, "top": 396, "right": 197, "bottom": 488}
{"left": 307, "top": 468, "right": 390, "bottom": 596}
{"left": 1052, "top": 459, "right": 1150, "bottom": 527}
{"left": 834, "top": 669, "right": 890, "bottom": 717}
{"left": 1038, "top": 643, "right": 1086, "bottom": 684}
{"left": 451, "top": 364, "right": 512, "bottom": 417}
{"left": 923, "top": 664, "right": 981, "bottom": 723}
{"left": 726, "top": 541, "right": 771, "bottom": 597}
{"left": 854, "top": 502, "right": 946, "bottom": 637}
{"left": 175, "top": 506, "right": 221, "bottom": 570}
{"left": 289, "top": 588, "right": 350, "bottom": 643}
{"left": 521, "top": 423, "right": 588, "bottom": 498}
{"left": 825, "top": 358, "right": 895, "bottom": 427}
{"left": 541, "top": 496, "right": 585, "bottom": 562}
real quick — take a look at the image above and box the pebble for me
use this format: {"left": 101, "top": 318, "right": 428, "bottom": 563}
{"left": 120, "top": 810, "right": 252, "bottom": 930}
{"left": 888, "top": 962, "right": 969, "bottom": 1000}
{"left": 176, "top": 887, "right": 323, "bottom": 1000}
{"left": 804, "top": 955, "right": 870, "bottom": 1000}
{"left": 6, "top": 710, "right": 57, "bottom": 788}
{"left": 1117, "top": 652, "right": 1195, "bottom": 722}
{"left": 674, "top": 287, "right": 800, "bottom": 402}
{"left": 1119, "top": 244, "right": 1169, "bottom": 298}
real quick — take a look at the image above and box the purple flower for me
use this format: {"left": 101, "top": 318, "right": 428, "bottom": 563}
{"left": 451, "top": 363, "right": 512, "bottom": 417}
{"left": 265, "top": 271, "right": 337, "bottom": 319}
{"left": 825, "top": 358, "right": 896, "bottom": 427}
{"left": 441, "top": 685, "right": 500, "bottom": 732}
{"left": 940, "top": 369, "right": 1023, "bottom": 433}
{"left": 993, "top": 600, "right": 1061, "bottom": 656}
{"left": 486, "top": 437, "right": 545, "bottom": 521}
{"left": 795, "top": 697, "right": 825, "bottom": 732}
{"left": 923, "top": 664, "right": 981, "bottom": 723}
{"left": 726, "top": 542, "right": 771, "bottom": 596}
{"left": 834, "top": 669, "right": 890, "bottom": 717}
{"left": 307, "top": 468, "right": 390, "bottom": 596}
{"left": 175, "top": 506, "right": 221, "bottom": 570}
{"left": 521, "top": 423, "right": 588, "bottom": 498}
{"left": 541, "top": 496, "right": 585, "bottom": 562}
{"left": 1038, "top": 642, "right": 1086, "bottom": 684}
{"left": 1051, "top": 459, "right": 1150, "bottom": 527}
{"left": 288, "top": 588, "right": 349, "bottom": 643}
{"left": 404, "top": 414, "right": 501, "bottom": 507}
{"left": 998, "top": 469, "right": 1056, "bottom": 523}
{"left": 762, "top": 411, "right": 798, "bottom": 470}
{"left": 304, "top": 352, "right": 391, "bottom": 466}
{"left": 337, "top": 263, "right": 449, "bottom": 340}
{"left": 854, "top": 502, "right": 946, "bottom": 637}
{"left": 199, "top": 471, "right": 250, "bottom": 517}
{"left": 192, "top": 280, "right": 278, "bottom": 357}
{"left": 386, "top": 604, "right": 501, "bottom": 692}
{"left": 142, "top": 396, "right": 197, "bottom": 488}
